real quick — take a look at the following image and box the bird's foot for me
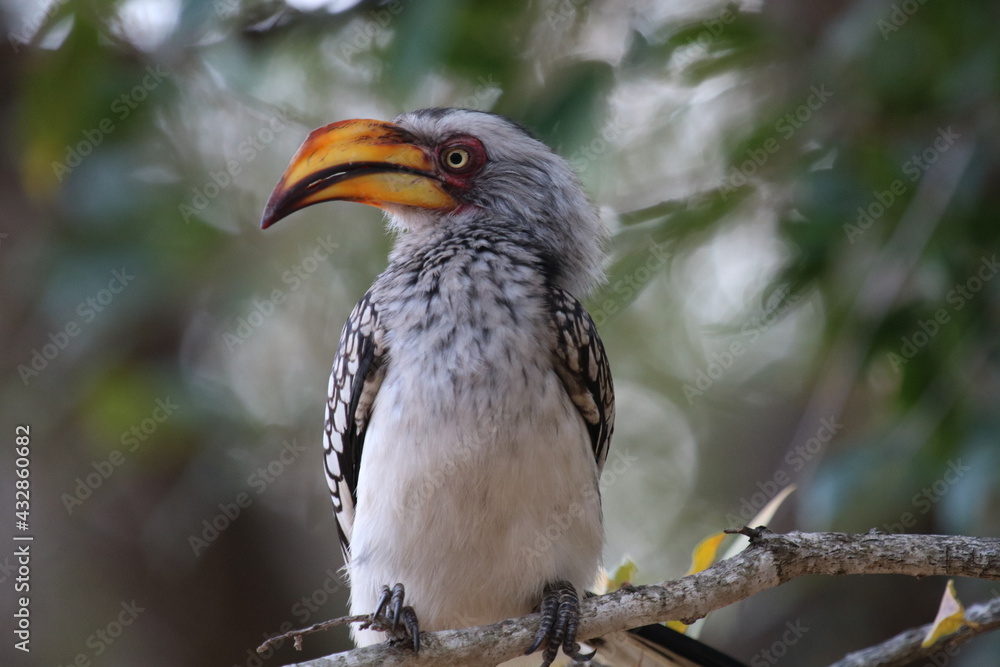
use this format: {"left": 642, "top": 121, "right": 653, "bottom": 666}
{"left": 525, "top": 580, "right": 595, "bottom": 667}
{"left": 361, "top": 583, "right": 420, "bottom": 652}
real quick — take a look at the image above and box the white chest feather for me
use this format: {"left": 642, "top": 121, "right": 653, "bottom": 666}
{"left": 347, "top": 275, "right": 603, "bottom": 643}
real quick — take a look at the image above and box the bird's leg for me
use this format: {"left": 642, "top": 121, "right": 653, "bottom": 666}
{"left": 525, "top": 580, "right": 595, "bottom": 667}
{"left": 362, "top": 583, "right": 420, "bottom": 652}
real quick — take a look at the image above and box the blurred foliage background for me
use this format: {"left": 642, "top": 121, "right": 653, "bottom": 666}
{"left": 1, "top": 0, "right": 999, "bottom": 665}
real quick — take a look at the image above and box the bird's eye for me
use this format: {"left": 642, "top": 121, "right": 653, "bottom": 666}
{"left": 442, "top": 147, "right": 472, "bottom": 172}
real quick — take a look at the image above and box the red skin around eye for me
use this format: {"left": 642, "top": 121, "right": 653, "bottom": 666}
{"left": 435, "top": 136, "right": 488, "bottom": 188}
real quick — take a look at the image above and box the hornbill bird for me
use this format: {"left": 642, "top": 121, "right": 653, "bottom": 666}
{"left": 261, "top": 108, "right": 744, "bottom": 667}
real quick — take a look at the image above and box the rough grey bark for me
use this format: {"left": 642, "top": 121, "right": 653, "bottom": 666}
{"left": 273, "top": 530, "right": 1000, "bottom": 667}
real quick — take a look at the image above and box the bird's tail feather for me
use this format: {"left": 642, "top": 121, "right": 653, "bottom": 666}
{"left": 585, "top": 624, "right": 747, "bottom": 667}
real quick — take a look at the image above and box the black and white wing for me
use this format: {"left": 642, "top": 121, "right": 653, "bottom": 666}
{"left": 549, "top": 287, "right": 614, "bottom": 474}
{"left": 548, "top": 299, "right": 748, "bottom": 667}
{"left": 324, "top": 290, "right": 387, "bottom": 562}
{"left": 548, "top": 295, "right": 747, "bottom": 667}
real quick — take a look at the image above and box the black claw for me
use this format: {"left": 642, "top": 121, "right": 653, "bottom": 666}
{"left": 526, "top": 580, "right": 587, "bottom": 666}
{"left": 558, "top": 587, "right": 580, "bottom": 656}
{"left": 367, "top": 582, "right": 420, "bottom": 653}
{"left": 373, "top": 584, "right": 392, "bottom": 621}
{"left": 400, "top": 606, "right": 420, "bottom": 652}
{"left": 526, "top": 587, "right": 560, "bottom": 655}
{"left": 390, "top": 583, "right": 405, "bottom": 633}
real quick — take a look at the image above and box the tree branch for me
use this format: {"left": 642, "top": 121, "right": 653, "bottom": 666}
{"left": 829, "top": 595, "right": 1000, "bottom": 667}
{"left": 281, "top": 530, "right": 1000, "bottom": 667}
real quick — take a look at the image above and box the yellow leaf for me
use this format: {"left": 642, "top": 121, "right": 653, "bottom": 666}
{"left": 609, "top": 558, "right": 639, "bottom": 590}
{"left": 621, "top": 485, "right": 800, "bottom": 639}
{"left": 594, "top": 558, "right": 639, "bottom": 595}
{"left": 667, "top": 533, "right": 729, "bottom": 635}
{"left": 686, "top": 532, "right": 729, "bottom": 576}
{"left": 687, "top": 485, "right": 800, "bottom": 638}
{"left": 921, "top": 580, "right": 979, "bottom": 647}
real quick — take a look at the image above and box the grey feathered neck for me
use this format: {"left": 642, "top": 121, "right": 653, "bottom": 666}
{"left": 385, "top": 108, "right": 607, "bottom": 298}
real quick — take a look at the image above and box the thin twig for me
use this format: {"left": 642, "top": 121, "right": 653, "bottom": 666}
{"left": 259, "top": 614, "right": 371, "bottom": 654}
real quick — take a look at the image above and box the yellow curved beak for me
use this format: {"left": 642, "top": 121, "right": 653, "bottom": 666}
{"left": 260, "top": 119, "right": 456, "bottom": 229}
